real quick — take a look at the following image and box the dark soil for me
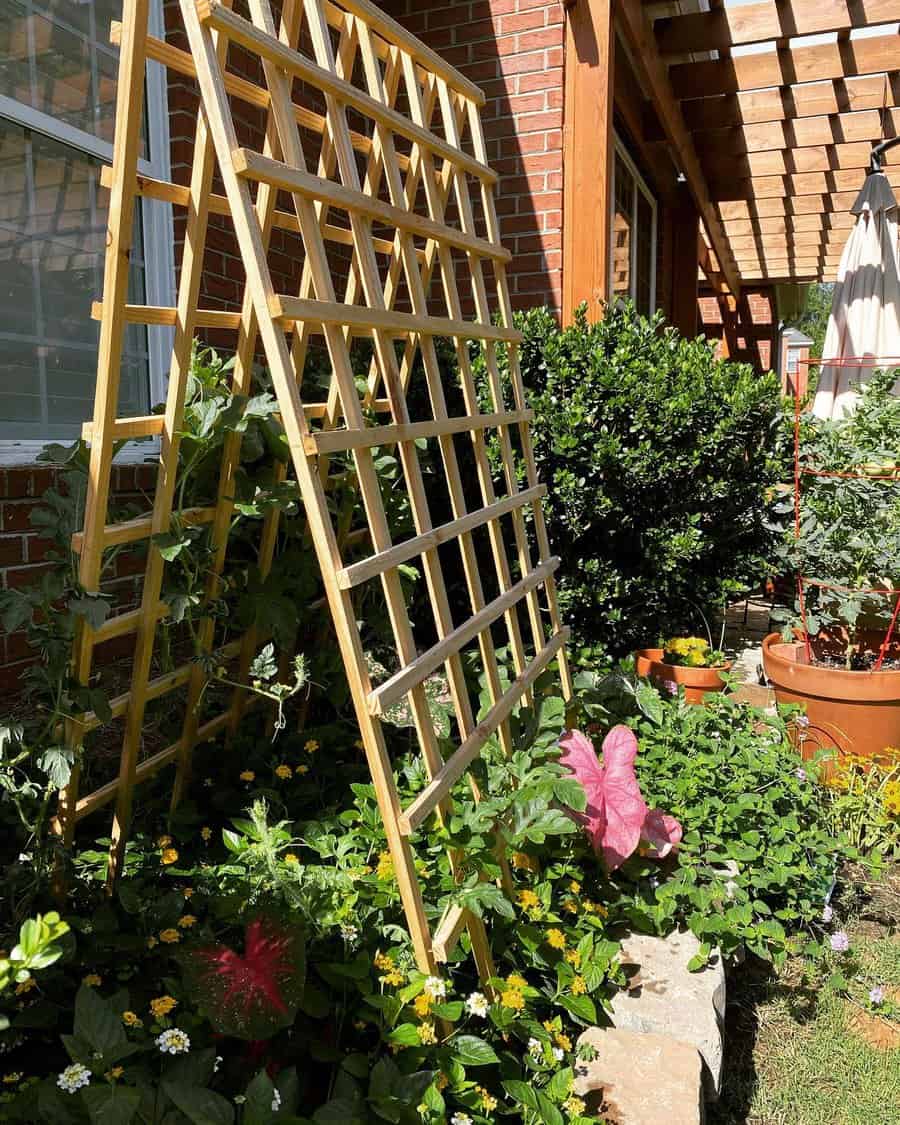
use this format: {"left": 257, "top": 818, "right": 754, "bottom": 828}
{"left": 812, "top": 652, "right": 900, "bottom": 672}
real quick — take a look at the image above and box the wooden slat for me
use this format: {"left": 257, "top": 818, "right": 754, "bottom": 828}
{"left": 617, "top": 0, "right": 740, "bottom": 295}
{"left": 721, "top": 213, "right": 856, "bottom": 234}
{"left": 70, "top": 505, "right": 216, "bottom": 553}
{"left": 655, "top": 0, "right": 900, "bottom": 54}
{"left": 337, "top": 485, "right": 547, "bottom": 589}
{"left": 717, "top": 190, "right": 866, "bottom": 217}
{"left": 235, "top": 147, "right": 511, "bottom": 263}
{"left": 398, "top": 628, "right": 570, "bottom": 834}
{"left": 682, "top": 74, "right": 900, "bottom": 131}
{"left": 694, "top": 109, "right": 900, "bottom": 156}
{"left": 700, "top": 140, "right": 880, "bottom": 178}
{"left": 671, "top": 31, "right": 900, "bottom": 99}
{"left": 432, "top": 905, "right": 469, "bottom": 962}
{"left": 80, "top": 414, "right": 165, "bottom": 441}
{"left": 728, "top": 229, "right": 849, "bottom": 251}
{"left": 304, "top": 409, "right": 533, "bottom": 456}
{"left": 100, "top": 164, "right": 404, "bottom": 256}
{"left": 368, "top": 557, "right": 560, "bottom": 716}
{"left": 90, "top": 300, "right": 243, "bottom": 330}
{"left": 711, "top": 167, "right": 900, "bottom": 201}
{"left": 271, "top": 294, "right": 522, "bottom": 343}
{"left": 196, "top": 0, "right": 496, "bottom": 183}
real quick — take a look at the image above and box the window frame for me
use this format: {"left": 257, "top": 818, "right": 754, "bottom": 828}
{"left": 608, "top": 133, "right": 658, "bottom": 315}
{"left": 0, "top": 0, "right": 175, "bottom": 465}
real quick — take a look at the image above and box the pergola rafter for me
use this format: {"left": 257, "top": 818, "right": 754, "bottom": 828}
{"left": 644, "top": 0, "right": 899, "bottom": 280}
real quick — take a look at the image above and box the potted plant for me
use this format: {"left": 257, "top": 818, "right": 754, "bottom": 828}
{"left": 635, "top": 634, "right": 732, "bottom": 705}
{"left": 764, "top": 370, "right": 900, "bottom": 764}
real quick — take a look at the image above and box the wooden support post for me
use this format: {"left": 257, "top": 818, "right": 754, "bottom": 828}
{"left": 562, "top": 0, "right": 614, "bottom": 324}
{"left": 670, "top": 185, "right": 699, "bottom": 339}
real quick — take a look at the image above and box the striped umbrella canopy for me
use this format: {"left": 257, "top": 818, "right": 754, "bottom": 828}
{"left": 812, "top": 171, "right": 900, "bottom": 419}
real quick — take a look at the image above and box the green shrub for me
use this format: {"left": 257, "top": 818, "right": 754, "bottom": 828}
{"left": 498, "top": 303, "right": 787, "bottom": 653}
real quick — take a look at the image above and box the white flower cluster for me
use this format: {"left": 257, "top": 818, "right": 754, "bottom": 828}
{"left": 450, "top": 1114, "right": 473, "bottom": 1125}
{"left": 465, "top": 991, "right": 488, "bottom": 1017}
{"left": 528, "top": 1036, "right": 543, "bottom": 1058}
{"left": 423, "top": 975, "right": 446, "bottom": 1000}
{"left": 271, "top": 1088, "right": 282, "bottom": 1112}
{"left": 340, "top": 922, "right": 360, "bottom": 945}
{"left": 57, "top": 1063, "right": 91, "bottom": 1094}
{"left": 156, "top": 1028, "right": 191, "bottom": 1055}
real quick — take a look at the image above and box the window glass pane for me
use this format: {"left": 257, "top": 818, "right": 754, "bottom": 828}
{"left": 0, "top": 119, "right": 149, "bottom": 439}
{"left": 635, "top": 190, "right": 653, "bottom": 315}
{"left": 612, "top": 151, "right": 633, "bottom": 303}
{"left": 0, "top": 0, "right": 126, "bottom": 144}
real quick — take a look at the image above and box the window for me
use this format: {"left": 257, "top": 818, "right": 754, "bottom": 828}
{"left": 0, "top": 0, "right": 173, "bottom": 458}
{"left": 609, "top": 136, "right": 657, "bottom": 315}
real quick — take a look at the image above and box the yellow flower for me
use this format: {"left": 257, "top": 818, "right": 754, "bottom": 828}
{"left": 435, "top": 1072, "right": 449, "bottom": 1090}
{"left": 376, "top": 850, "right": 394, "bottom": 880}
{"left": 555, "top": 1032, "right": 572, "bottom": 1051}
{"left": 283, "top": 853, "right": 299, "bottom": 864}
{"left": 511, "top": 851, "right": 538, "bottom": 871}
{"left": 239, "top": 770, "right": 255, "bottom": 782}
{"left": 373, "top": 952, "right": 394, "bottom": 971}
{"left": 275, "top": 764, "right": 292, "bottom": 779}
{"left": 2, "top": 1074, "right": 22, "bottom": 1084}
{"left": 122, "top": 1011, "right": 142, "bottom": 1027}
{"left": 568, "top": 880, "right": 581, "bottom": 894}
{"left": 506, "top": 973, "right": 528, "bottom": 991}
{"left": 501, "top": 988, "right": 525, "bottom": 1010}
{"left": 562, "top": 897, "right": 579, "bottom": 914}
{"left": 476, "top": 1086, "right": 498, "bottom": 1111}
{"left": 15, "top": 978, "right": 35, "bottom": 995}
{"left": 546, "top": 928, "right": 566, "bottom": 950}
{"left": 146, "top": 936, "right": 158, "bottom": 949}
{"left": 161, "top": 848, "right": 179, "bottom": 866}
{"left": 200, "top": 827, "right": 212, "bottom": 841}
{"left": 177, "top": 915, "right": 197, "bottom": 928}
{"left": 159, "top": 929, "right": 181, "bottom": 944}
{"left": 381, "top": 970, "right": 404, "bottom": 987}
{"left": 517, "top": 889, "right": 540, "bottom": 911}
{"left": 413, "top": 993, "right": 432, "bottom": 1017}
{"left": 417, "top": 1022, "right": 437, "bottom": 1044}
{"left": 565, "top": 949, "right": 581, "bottom": 968}
{"left": 543, "top": 1019, "right": 558, "bottom": 1032}
{"left": 563, "top": 1095, "right": 586, "bottom": 1116}
{"left": 82, "top": 974, "right": 102, "bottom": 987}
{"left": 150, "top": 996, "right": 177, "bottom": 1019}
{"left": 305, "top": 739, "right": 319, "bottom": 754}
{"left": 295, "top": 764, "right": 309, "bottom": 775}
{"left": 182, "top": 887, "right": 194, "bottom": 898}
{"left": 582, "top": 900, "right": 607, "bottom": 917}
{"left": 571, "top": 976, "right": 586, "bottom": 995}
{"left": 157, "top": 835, "right": 172, "bottom": 848}
{"left": 105, "top": 1066, "right": 124, "bottom": 1081}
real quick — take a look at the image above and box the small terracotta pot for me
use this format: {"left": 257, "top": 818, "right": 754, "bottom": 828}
{"left": 762, "top": 633, "right": 900, "bottom": 765}
{"left": 634, "top": 648, "right": 731, "bottom": 705}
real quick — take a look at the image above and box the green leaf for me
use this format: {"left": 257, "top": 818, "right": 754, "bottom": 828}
{"left": 74, "top": 985, "right": 126, "bottom": 1057}
{"left": 161, "top": 1080, "right": 236, "bottom": 1125}
{"left": 67, "top": 595, "right": 111, "bottom": 630}
{"left": 37, "top": 745, "right": 74, "bottom": 789}
{"left": 558, "top": 993, "right": 597, "bottom": 1024}
{"left": 387, "top": 1023, "right": 420, "bottom": 1047}
{"left": 450, "top": 1034, "right": 499, "bottom": 1066}
{"left": 313, "top": 1098, "right": 366, "bottom": 1125}
{"left": 502, "top": 1080, "right": 540, "bottom": 1111}
{"left": 82, "top": 1085, "right": 141, "bottom": 1125}
{"left": 635, "top": 683, "right": 664, "bottom": 725}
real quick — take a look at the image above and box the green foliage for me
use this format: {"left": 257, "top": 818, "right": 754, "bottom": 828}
{"left": 0, "top": 912, "right": 70, "bottom": 1031}
{"left": 821, "top": 754, "right": 900, "bottom": 857}
{"left": 787, "top": 282, "right": 833, "bottom": 360}
{"left": 774, "top": 369, "right": 900, "bottom": 650}
{"left": 487, "top": 303, "right": 787, "bottom": 653}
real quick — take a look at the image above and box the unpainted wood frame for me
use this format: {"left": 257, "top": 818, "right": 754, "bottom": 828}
{"left": 171, "top": 0, "right": 572, "bottom": 982}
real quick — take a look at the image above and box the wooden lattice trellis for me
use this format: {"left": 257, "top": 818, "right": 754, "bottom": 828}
{"left": 63, "top": 0, "right": 571, "bottom": 985}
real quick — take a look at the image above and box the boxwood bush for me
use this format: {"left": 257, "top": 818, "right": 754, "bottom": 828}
{"left": 500, "top": 303, "right": 787, "bottom": 653}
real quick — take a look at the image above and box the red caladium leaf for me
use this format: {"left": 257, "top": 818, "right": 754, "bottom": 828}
{"left": 559, "top": 726, "right": 682, "bottom": 871}
{"left": 181, "top": 915, "right": 305, "bottom": 1040}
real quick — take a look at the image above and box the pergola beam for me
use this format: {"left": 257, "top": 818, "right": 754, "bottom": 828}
{"left": 655, "top": 0, "right": 900, "bottom": 54}
{"left": 617, "top": 0, "right": 741, "bottom": 295}
{"left": 721, "top": 213, "right": 855, "bottom": 234}
{"left": 671, "top": 30, "right": 900, "bottom": 99}
{"left": 694, "top": 107, "right": 900, "bottom": 153}
{"left": 710, "top": 166, "right": 899, "bottom": 200}
{"left": 699, "top": 139, "right": 889, "bottom": 177}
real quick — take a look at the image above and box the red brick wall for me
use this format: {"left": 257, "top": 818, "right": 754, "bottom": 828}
{"left": 0, "top": 464, "right": 155, "bottom": 691}
{"left": 698, "top": 287, "right": 777, "bottom": 371}
{"left": 382, "top": 0, "right": 565, "bottom": 313}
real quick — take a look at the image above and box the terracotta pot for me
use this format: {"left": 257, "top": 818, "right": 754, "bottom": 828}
{"left": 761, "top": 633, "right": 900, "bottom": 765}
{"left": 634, "top": 648, "right": 731, "bottom": 705}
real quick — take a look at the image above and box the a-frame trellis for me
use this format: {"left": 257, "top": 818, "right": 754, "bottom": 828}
{"left": 65, "top": 0, "right": 571, "bottom": 985}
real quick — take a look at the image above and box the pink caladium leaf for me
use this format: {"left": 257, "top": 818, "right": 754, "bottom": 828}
{"left": 642, "top": 808, "right": 683, "bottom": 858}
{"left": 559, "top": 726, "right": 682, "bottom": 870}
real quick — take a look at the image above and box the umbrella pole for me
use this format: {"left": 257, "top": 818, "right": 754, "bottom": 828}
{"left": 869, "top": 135, "right": 900, "bottom": 174}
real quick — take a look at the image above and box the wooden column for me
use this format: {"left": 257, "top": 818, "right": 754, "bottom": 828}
{"left": 562, "top": 0, "right": 614, "bottom": 324}
{"left": 669, "top": 185, "right": 699, "bottom": 338}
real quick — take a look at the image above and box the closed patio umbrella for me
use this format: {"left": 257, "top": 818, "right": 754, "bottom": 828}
{"left": 812, "top": 169, "right": 900, "bottom": 419}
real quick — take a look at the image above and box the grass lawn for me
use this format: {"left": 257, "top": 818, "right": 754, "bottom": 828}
{"left": 711, "top": 865, "right": 900, "bottom": 1125}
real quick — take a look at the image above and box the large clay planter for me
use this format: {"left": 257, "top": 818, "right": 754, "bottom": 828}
{"left": 634, "top": 648, "right": 731, "bottom": 705}
{"left": 762, "top": 632, "right": 900, "bottom": 765}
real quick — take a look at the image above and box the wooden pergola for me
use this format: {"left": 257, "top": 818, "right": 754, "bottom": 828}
{"left": 641, "top": 0, "right": 899, "bottom": 287}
